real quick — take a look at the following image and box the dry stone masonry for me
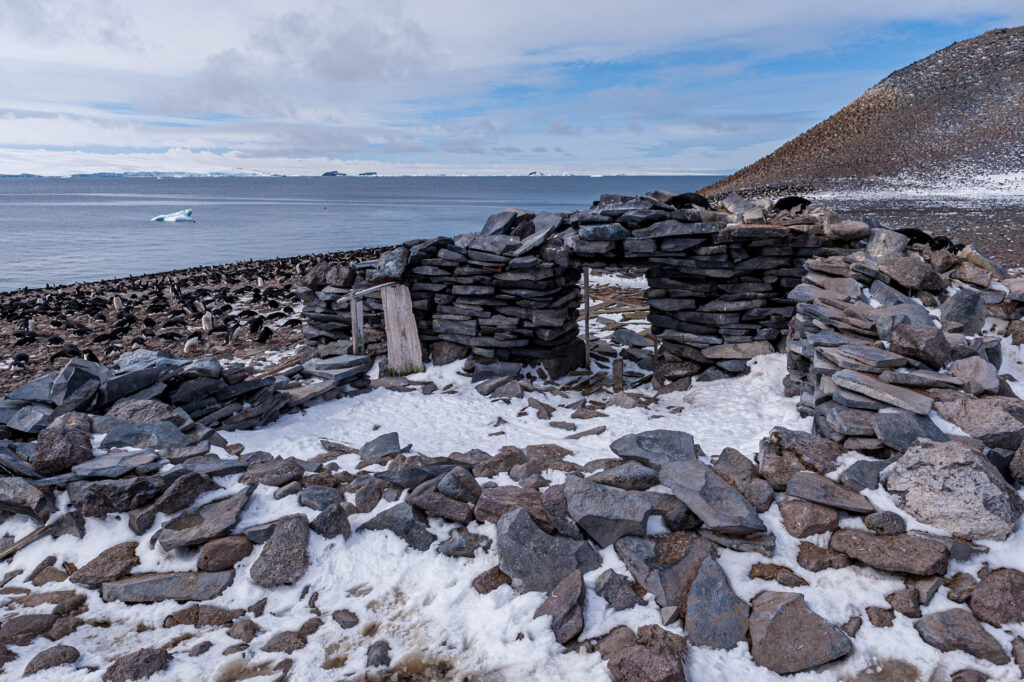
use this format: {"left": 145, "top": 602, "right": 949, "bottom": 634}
{"left": 0, "top": 189, "right": 1023, "bottom": 680}
{"left": 298, "top": 191, "right": 862, "bottom": 383}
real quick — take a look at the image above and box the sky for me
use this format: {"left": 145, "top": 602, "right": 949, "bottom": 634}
{"left": 0, "top": 1, "right": 1022, "bottom": 176}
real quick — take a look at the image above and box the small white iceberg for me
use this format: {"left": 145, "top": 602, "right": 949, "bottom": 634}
{"left": 151, "top": 209, "right": 195, "bottom": 222}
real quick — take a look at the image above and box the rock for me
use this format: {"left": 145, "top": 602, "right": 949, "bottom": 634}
{"left": 595, "top": 569, "right": 645, "bottom": 611}
{"left": 495, "top": 508, "right": 600, "bottom": 593}
{"left": 7, "top": 403, "right": 54, "bottom": 434}
{"left": 472, "top": 566, "right": 511, "bottom": 594}
{"left": 950, "top": 356, "right": 1000, "bottom": 396}
{"left": 614, "top": 532, "right": 714, "bottom": 607}
{"left": 101, "top": 571, "right": 234, "bottom": 603}
{"left": 934, "top": 395, "right": 1024, "bottom": 450}
{"left": 660, "top": 459, "right": 765, "bottom": 535}
{"left": 878, "top": 256, "right": 944, "bottom": 291}
{"left": 866, "top": 228, "right": 909, "bottom": 259}
{"left": 609, "top": 430, "right": 696, "bottom": 469}
{"left": 829, "top": 530, "right": 948, "bottom": 575}
{"left": 227, "top": 619, "right": 258, "bottom": 642}
{"left": 797, "top": 542, "right": 852, "bottom": 572}
{"left": 607, "top": 625, "right": 688, "bottom": 682}
{"left": 785, "top": 471, "right": 874, "bottom": 514}
{"left": 72, "top": 451, "right": 159, "bottom": 479}
{"left": 871, "top": 411, "right": 948, "bottom": 451}
{"left": 474, "top": 486, "right": 553, "bottom": 532}
{"left": 864, "top": 511, "right": 906, "bottom": 535}
{"left": 100, "top": 421, "right": 192, "bottom": 450}
{"left": 588, "top": 461, "right": 659, "bottom": 491}
{"left": 366, "top": 640, "right": 391, "bottom": 667}
{"left": 408, "top": 490, "right": 473, "bottom": 524}
{"left": 748, "top": 562, "right": 807, "bottom": 587}
{"left": 359, "top": 432, "right": 402, "bottom": 461}
{"left": 298, "top": 485, "right": 342, "bottom": 511}
{"left": 70, "top": 542, "right": 139, "bottom": 588}
{"left": 0, "top": 476, "right": 55, "bottom": 521}
{"left": 240, "top": 458, "right": 303, "bottom": 487}
{"left": 867, "top": 606, "right": 894, "bottom": 628}
{"left": 0, "top": 614, "right": 58, "bottom": 645}
{"left": 310, "top": 503, "right": 351, "bottom": 539}
{"left": 712, "top": 449, "right": 774, "bottom": 512}
{"left": 128, "top": 472, "right": 219, "bottom": 534}
{"left": 24, "top": 644, "right": 79, "bottom": 675}
{"left": 431, "top": 341, "right": 469, "bottom": 365}
{"left": 831, "top": 369, "right": 933, "bottom": 416}
{"left": 437, "top": 528, "right": 491, "bottom": 558}
{"left": 102, "top": 648, "right": 170, "bottom": 682}
{"left": 888, "top": 323, "right": 950, "bottom": 370}
{"left": 534, "top": 570, "right": 586, "bottom": 644}
{"left": 748, "top": 591, "right": 852, "bottom": 674}
{"left": 163, "top": 604, "right": 244, "bottom": 628}
{"left": 840, "top": 458, "right": 891, "bottom": 491}
{"left": 50, "top": 358, "right": 108, "bottom": 410}
{"left": 969, "top": 569, "right": 1024, "bottom": 626}
{"left": 758, "top": 427, "right": 845, "bottom": 490}
{"left": 358, "top": 502, "right": 436, "bottom": 551}
{"left": 158, "top": 487, "right": 254, "bottom": 550}
{"left": 914, "top": 609, "right": 1009, "bottom": 665}
{"left": 32, "top": 419, "right": 93, "bottom": 476}
{"left": 684, "top": 556, "right": 749, "bottom": 650}
{"left": 883, "top": 439, "right": 1022, "bottom": 541}
{"left": 886, "top": 587, "right": 921, "bottom": 617}
{"left": 563, "top": 475, "right": 652, "bottom": 547}
{"left": 197, "top": 536, "right": 253, "bottom": 571}
{"left": 824, "top": 219, "right": 870, "bottom": 241}
{"left": 261, "top": 630, "right": 307, "bottom": 653}
{"left": 105, "top": 399, "right": 190, "bottom": 428}
{"left": 333, "top": 609, "right": 358, "bottom": 629}
{"left": 941, "top": 289, "right": 987, "bottom": 335}
{"left": 436, "top": 466, "right": 481, "bottom": 503}
{"left": 250, "top": 515, "right": 309, "bottom": 587}
{"left": 778, "top": 500, "right": 838, "bottom": 538}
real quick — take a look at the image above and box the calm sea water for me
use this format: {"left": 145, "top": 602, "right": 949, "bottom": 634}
{"left": 0, "top": 175, "right": 720, "bottom": 291}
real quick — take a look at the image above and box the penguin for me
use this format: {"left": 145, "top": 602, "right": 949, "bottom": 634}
{"left": 772, "top": 196, "right": 811, "bottom": 213}
{"left": 667, "top": 192, "right": 711, "bottom": 210}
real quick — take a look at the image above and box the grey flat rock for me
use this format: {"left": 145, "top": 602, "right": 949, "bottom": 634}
{"left": 660, "top": 459, "right": 765, "bottom": 535}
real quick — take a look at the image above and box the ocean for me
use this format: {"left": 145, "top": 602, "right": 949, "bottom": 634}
{"left": 0, "top": 175, "right": 721, "bottom": 292}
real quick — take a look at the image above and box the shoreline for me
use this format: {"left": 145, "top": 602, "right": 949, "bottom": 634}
{"left": 0, "top": 245, "right": 389, "bottom": 394}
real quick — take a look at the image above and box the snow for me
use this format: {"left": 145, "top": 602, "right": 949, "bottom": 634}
{"left": 4, "top": 311, "right": 1024, "bottom": 680}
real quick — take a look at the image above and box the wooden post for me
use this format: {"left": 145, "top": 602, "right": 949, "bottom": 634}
{"left": 651, "top": 333, "right": 661, "bottom": 390}
{"left": 350, "top": 297, "right": 364, "bottom": 355}
{"left": 382, "top": 284, "right": 424, "bottom": 376}
{"left": 613, "top": 358, "right": 623, "bottom": 392}
{"left": 583, "top": 268, "right": 591, "bottom": 370}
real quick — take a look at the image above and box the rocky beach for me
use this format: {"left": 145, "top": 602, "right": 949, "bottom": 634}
{"left": 0, "top": 188, "right": 1023, "bottom": 681}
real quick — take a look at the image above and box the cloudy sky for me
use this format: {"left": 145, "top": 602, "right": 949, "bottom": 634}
{"left": 0, "top": 1, "right": 1022, "bottom": 176}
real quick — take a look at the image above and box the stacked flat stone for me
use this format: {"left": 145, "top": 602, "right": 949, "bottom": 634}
{"left": 785, "top": 224, "right": 1013, "bottom": 457}
{"left": 554, "top": 193, "right": 856, "bottom": 382}
{"left": 296, "top": 191, "right": 863, "bottom": 381}
{"left": 1, "top": 348, "right": 370, "bottom": 447}
{"left": 406, "top": 232, "right": 581, "bottom": 363}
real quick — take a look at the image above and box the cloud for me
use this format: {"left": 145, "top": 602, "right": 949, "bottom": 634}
{"left": 0, "top": 1, "right": 1023, "bottom": 174}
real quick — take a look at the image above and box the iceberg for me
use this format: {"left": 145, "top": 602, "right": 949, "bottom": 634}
{"left": 151, "top": 209, "right": 195, "bottom": 222}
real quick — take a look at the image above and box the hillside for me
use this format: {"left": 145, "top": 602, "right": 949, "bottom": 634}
{"left": 704, "top": 26, "right": 1024, "bottom": 196}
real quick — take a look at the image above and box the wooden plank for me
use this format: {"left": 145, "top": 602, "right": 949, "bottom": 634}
{"left": 583, "top": 268, "right": 591, "bottom": 369}
{"left": 382, "top": 284, "right": 424, "bottom": 376}
{"left": 334, "top": 281, "right": 393, "bottom": 303}
{"left": 613, "top": 358, "right": 623, "bottom": 392}
{"left": 350, "top": 297, "right": 365, "bottom": 355}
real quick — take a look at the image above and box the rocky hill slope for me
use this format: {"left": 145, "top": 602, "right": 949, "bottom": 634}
{"left": 705, "top": 26, "right": 1024, "bottom": 196}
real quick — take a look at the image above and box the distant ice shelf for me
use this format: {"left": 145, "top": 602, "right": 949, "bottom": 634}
{"left": 151, "top": 209, "right": 195, "bottom": 222}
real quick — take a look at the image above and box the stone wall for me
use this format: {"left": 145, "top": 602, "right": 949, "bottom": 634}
{"left": 785, "top": 227, "right": 1019, "bottom": 462}
{"left": 298, "top": 191, "right": 862, "bottom": 382}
